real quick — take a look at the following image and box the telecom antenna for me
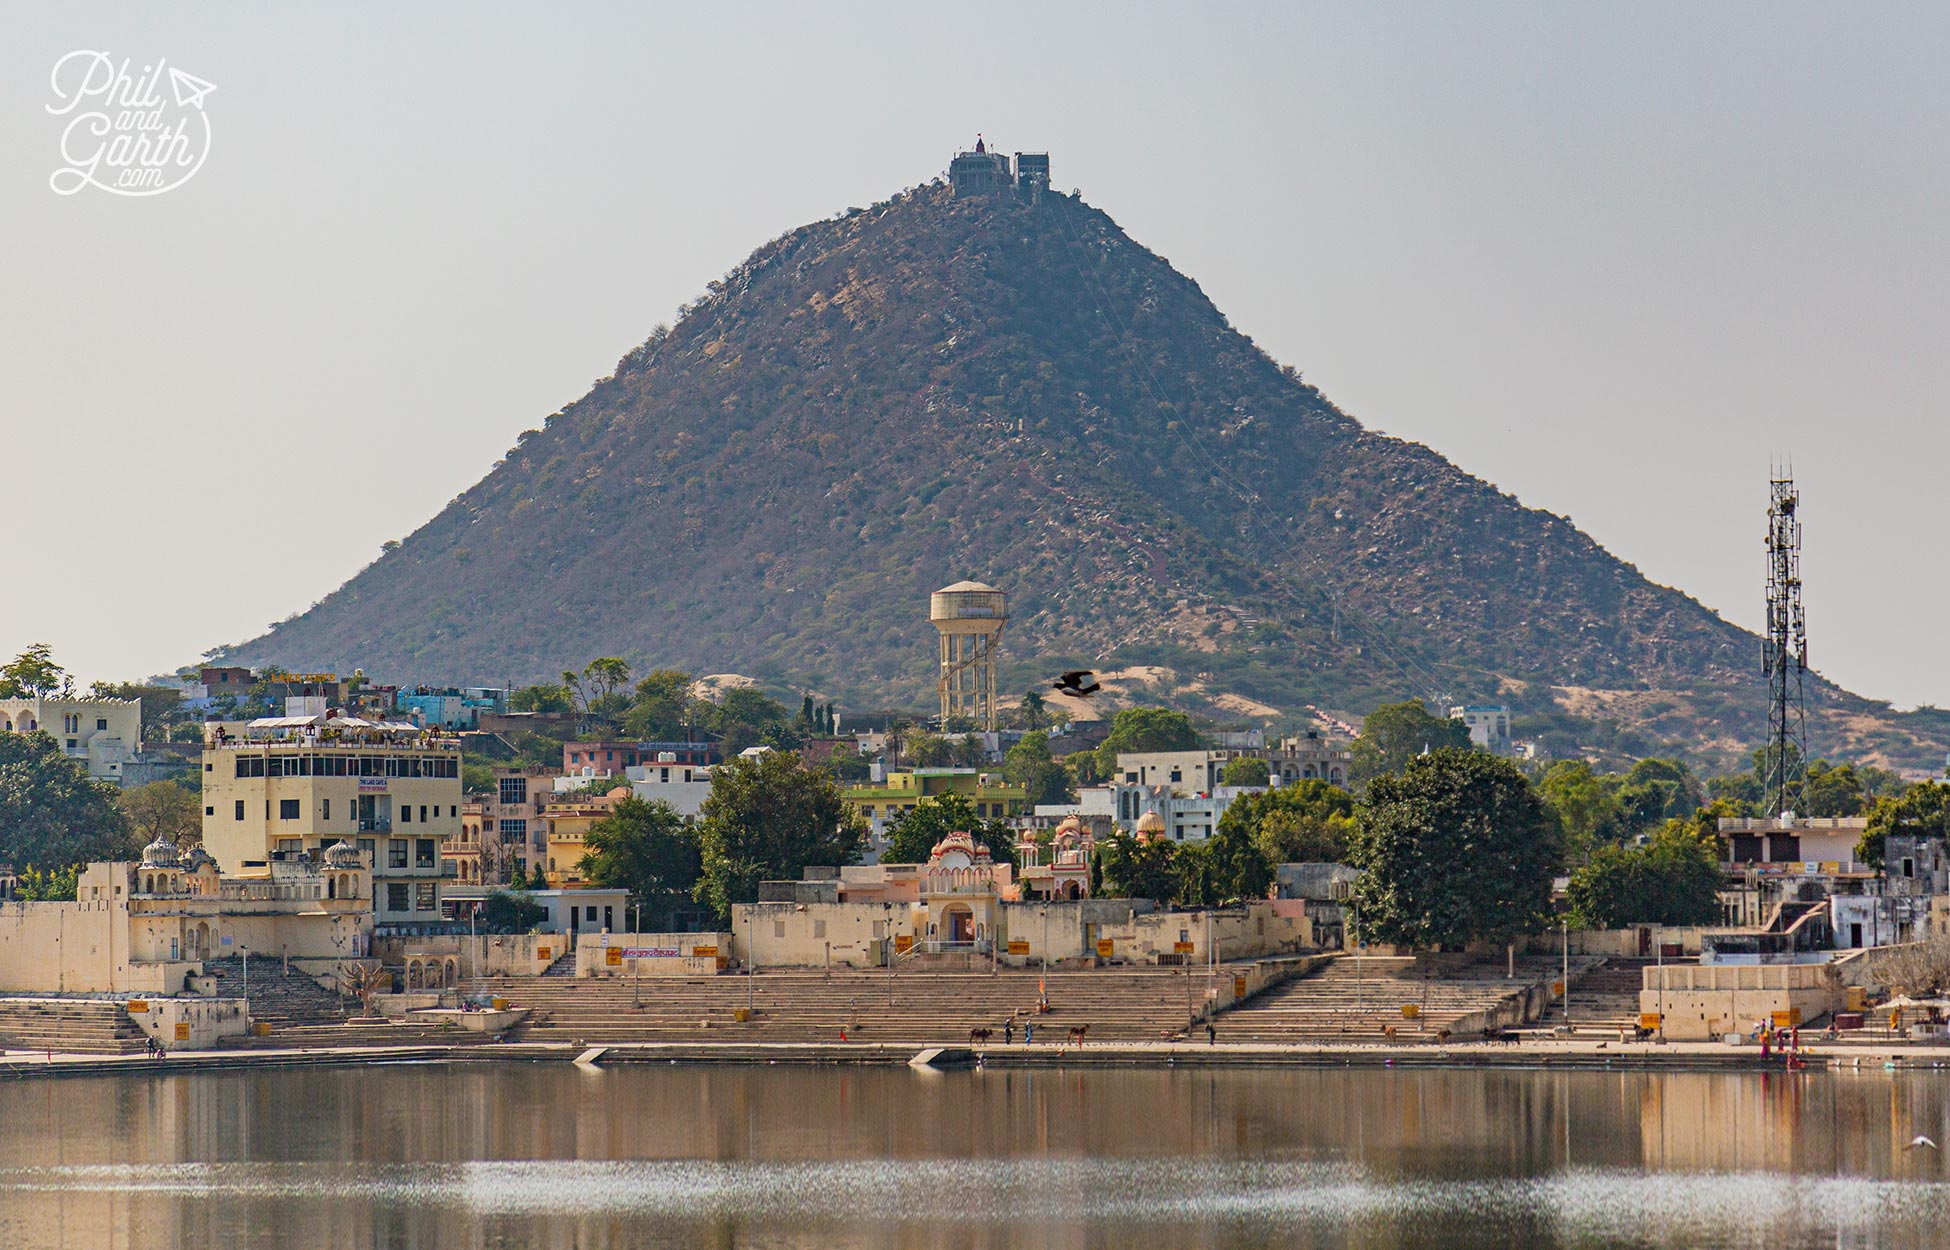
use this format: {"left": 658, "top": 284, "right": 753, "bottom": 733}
{"left": 1761, "top": 465, "right": 1808, "bottom": 817}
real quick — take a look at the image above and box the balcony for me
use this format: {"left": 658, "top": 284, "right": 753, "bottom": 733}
{"left": 358, "top": 818, "right": 393, "bottom": 834}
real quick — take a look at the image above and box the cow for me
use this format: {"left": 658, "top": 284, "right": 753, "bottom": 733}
{"left": 1068, "top": 1024, "right": 1088, "bottom": 1047}
{"left": 969, "top": 1027, "right": 993, "bottom": 1045}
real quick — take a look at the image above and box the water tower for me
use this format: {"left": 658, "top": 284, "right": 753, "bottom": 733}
{"left": 929, "top": 580, "right": 1008, "bottom": 732}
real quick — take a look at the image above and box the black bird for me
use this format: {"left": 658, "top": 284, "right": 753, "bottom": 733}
{"left": 1053, "top": 670, "right": 1101, "bottom": 697}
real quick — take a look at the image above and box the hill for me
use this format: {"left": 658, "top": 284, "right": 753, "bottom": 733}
{"left": 216, "top": 177, "right": 1949, "bottom": 770}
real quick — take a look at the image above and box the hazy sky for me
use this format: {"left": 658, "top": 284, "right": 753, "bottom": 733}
{"left": 3, "top": 3, "right": 1945, "bottom": 707}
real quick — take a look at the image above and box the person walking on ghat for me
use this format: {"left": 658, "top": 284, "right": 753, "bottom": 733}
{"left": 1004, "top": 1019, "right": 1014, "bottom": 1045}
{"left": 1206, "top": 1019, "right": 1217, "bottom": 1046}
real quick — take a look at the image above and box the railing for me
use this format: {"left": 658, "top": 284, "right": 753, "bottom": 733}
{"left": 358, "top": 819, "right": 392, "bottom": 833}
{"left": 205, "top": 736, "right": 463, "bottom": 752}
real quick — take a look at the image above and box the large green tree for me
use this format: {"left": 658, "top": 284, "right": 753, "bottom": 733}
{"left": 1348, "top": 700, "right": 1472, "bottom": 785}
{"left": 694, "top": 751, "right": 864, "bottom": 922}
{"left": 1179, "top": 819, "right": 1275, "bottom": 905}
{"left": 476, "top": 889, "right": 547, "bottom": 934}
{"left": 1217, "top": 779, "right": 1356, "bottom": 865}
{"left": 882, "top": 792, "right": 1017, "bottom": 868}
{"left": 1538, "top": 759, "right": 1623, "bottom": 861}
{"left": 1564, "top": 819, "right": 1724, "bottom": 928}
{"left": 708, "top": 688, "right": 804, "bottom": 753}
{"left": 116, "top": 780, "right": 199, "bottom": 852}
{"left": 0, "top": 732, "right": 131, "bottom": 871}
{"left": 0, "top": 644, "right": 68, "bottom": 698}
{"left": 1094, "top": 707, "right": 1201, "bottom": 774}
{"left": 1002, "top": 731, "right": 1076, "bottom": 806}
{"left": 622, "top": 668, "right": 695, "bottom": 739}
{"left": 578, "top": 795, "right": 703, "bottom": 930}
{"left": 510, "top": 683, "right": 574, "bottom": 714}
{"left": 1858, "top": 782, "right": 1950, "bottom": 869}
{"left": 1221, "top": 756, "right": 1270, "bottom": 787}
{"left": 1096, "top": 832, "right": 1181, "bottom": 904}
{"left": 1348, "top": 748, "right": 1560, "bottom": 949}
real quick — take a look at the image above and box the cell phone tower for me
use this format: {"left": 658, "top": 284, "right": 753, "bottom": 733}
{"left": 1761, "top": 466, "right": 1808, "bottom": 818}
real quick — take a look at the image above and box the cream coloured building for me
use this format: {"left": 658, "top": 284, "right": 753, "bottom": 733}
{"left": 0, "top": 694, "right": 143, "bottom": 782}
{"left": 201, "top": 716, "right": 461, "bottom": 928}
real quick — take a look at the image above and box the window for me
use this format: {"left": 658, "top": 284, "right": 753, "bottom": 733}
{"left": 500, "top": 819, "right": 527, "bottom": 840}
{"left": 415, "top": 882, "right": 436, "bottom": 911}
{"left": 449, "top": 805, "right": 457, "bottom": 817}
{"left": 356, "top": 837, "right": 375, "bottom": 862}
{"left": 388, "top": 839, "right": 408, "bottom": 869}
{"left": 420, "top": 805, "right": 428, "bottom": 824}
{"left": 234, "top": 800, "right": 245, "bottom": 821}
{"left": 416, "top": 839, "right": 436, "bottom": 868}
{"left": 96, "top": 718, "right": 107, "bottom": 731}
{"left": 279, "top": 799, "right": 301, "bottom": 820}
{"left": 322, "top": 798, "right": 331, "bottom": 821}
{"left": 400, "top": 805, "right": 412, "bottom": 824}
{"left": 499, "top": 777, "right": 527, "bottom": 805}
{"left": 387, "top": 883, "right": 410, "bottom": 912}
{"left": 205, "top": 806, "right": 215, "bottom": 817}
{"left": 585, "top": 905, "right": 598, "bottom": 921}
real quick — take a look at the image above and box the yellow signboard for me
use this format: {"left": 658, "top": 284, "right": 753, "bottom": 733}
{"left": 1233, "top": 976, "right": 1248, "bottom": 998}
{"left": 894, "top": 935, "right": 914, "bottom": 954}
{"left": 1639, "top": 1013, "right": 1663, "bottom": 1030}
{"left": 1007, "top": 940, "right": 1030, "bottom": 955}
{"left": 605, "top": 946, "right": 623, "bottom": 966}
{"left": 173, "top": 1022, "right": 190, "bottom": 1041}
{"left": 1772, "top": 1008, "right": 1803, "bottom": 1029}
{"left": 691, "top": 945, "right": 718, "bottom": 957}
{"left": 126, "top": 1000, "right": 148, "bottom": 1013}
{"left": 537, "top": 946, "right": 552, "bottom": 961}
{"left": 1095, "top": 939, "right": 1114, "bottom": 958}
{"left": 1173, "top": 941, "right": 1195, "bottom": 954}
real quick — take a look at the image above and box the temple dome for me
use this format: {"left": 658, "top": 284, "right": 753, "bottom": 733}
{"left": 139, "top": 835, "right": 182, "bottom": 868}
{"left": 323, "top": 840, "right": 364, "bottom": 868}
{"left": 1134, "top": 811, "right": 1167, "bottom": 840}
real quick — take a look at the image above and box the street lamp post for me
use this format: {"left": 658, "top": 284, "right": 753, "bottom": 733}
{"left": 1561, "top": 921, "right": 1570, "bottom": 1028}
{"left": 633, "top": 903, "right": 642, "bottom": 1009}
{"left": 241, "top": 945, "right": 250, "bottom": 1021}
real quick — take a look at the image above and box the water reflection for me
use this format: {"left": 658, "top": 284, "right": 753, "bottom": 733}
{"left": 2, "top": 1064, "right": 1949, "bottom": 1249}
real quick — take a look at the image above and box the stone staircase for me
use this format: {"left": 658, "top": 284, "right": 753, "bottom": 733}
{"left": 1535, "top": 958, "right": 1660, "bottom": 1035}
{"left": 1214, "top": 954, "right": 1575, "bottom": 1042}
{"left": 202, "top": 956, "right": 350, "bottom": 1027}
{"left": 0, "top": 998, "right": 149, "bottom": 1055}
{"left": 483, "top": 968, "right": 1217, "bottom": 1045}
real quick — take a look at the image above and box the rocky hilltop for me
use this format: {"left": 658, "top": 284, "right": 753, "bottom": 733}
{"left": 219, "top": 179, "right": 1947, "bottom": 769}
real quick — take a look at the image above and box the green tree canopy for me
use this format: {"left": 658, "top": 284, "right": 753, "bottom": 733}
{"left": 510, "top": 683, "right": 574, "bottom": 714}
{"left": 1348, "top": 748, "right": 1560, "bottom": 949}
{"left": 1096, "top": 832, "right": 1181, "bottom": 904}
{"left": 1217, "top": 779, "right": 1356, "bottom": 865}
{"left": 1612, "top": 758, "right": 1703, "bottom": 834}
{"left": 1538, "top": 759, "right": 1623, "bottom": 861}
{"left": 1858, "top": 782, "right": 1950, "bottom": 868}
{"left": 619, "top": 668, "right": 696, "bottom": 739}
{"left": 1178, "top": 818, "right": 1274, "bottom": 906}
{"left": 1094, "top": 707, "right": 1200, "bottom": 774}
{"left": 1221, "top": 756, "right": 1270, "bottom": 787}
{"left": 1565, "top": 819, "right": 1724, "bottom": 928}
{"left": 116, "top": 780, "right": 199, "bottom": 852}
{"left": 17, "top": 864, "right": 80, "bottom": 902}
{"left": 1003, "top": 731, "right": 1076, "bottom": 806}
{"left": 823, "top": 746, "right": 872, "bottom": 783}
{"left": 694, "top": 751, "right": 864, "bottom": 923}
{"left": 476, "top": 888, "right": 547, "bottom": 934}
{"left": 578, "top": 795, "right": 703, "bottom": 930}
{"left": 882, "top": 792, "right": 1017, "bottom": 868}
{"left": 1804, "top": 760, "right": 1870, "bottom": 818}
{"left": 708, "top": 688, "right": 804, "bottom": 754}
{"left": 1348, "top": 700, "right": 1472, "bottom": 785}
{"left": 0, "top": 644, "right": 69, "bottom": 698}
{"left": 0, "top": 732, "right": 131, "bottom": 871}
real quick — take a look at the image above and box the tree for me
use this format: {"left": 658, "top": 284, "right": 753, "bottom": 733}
{"left": 16, "top": 864, "right": 79, "bottom": 901}
{"left": 567, "top": 657, "right": 633, "bottom": 729}
{"left": 526, "top": 863, "right": 551, "bottom": 891}
{"left": 1348, "top": 748, "right": 1560, "bottom": 949}
{"left": 709, "top": 688, "right": 803, "bottom": 753}
{"left": 0, "top": 643, "right": 69, "bottom": 698}
{"left": 1612, "top": 758, "right": 1703, "bottom": 834}
{"left": 1564, "top": 820, "right": 1723, "bottom": 928}
{"left": 1018, "top": 689, "right": 1048, "bottom": 732}
{"left": 622, "top": 668, "right": 695, "bottom": 739}
{"left": 1180, "top": 819, "right": 1274, "bottom": 906}
{"left": 1002, "top": 731, "right": 1075, "bottom": 806}
{"left": 1097, "top": 832, "right": 1181, "bottom": 904}
{"left": 511, "top": 683, "right": 574, "bottom": 714}
{"left": 0, "top": 732, "right": 131, "bottom": 871}
{"left": 1348, "top": 700, "right": 1472, "bottom": 785}
{"left": 1095, "top": 707, "right": 1201, "bottom": 775}
{"left": 882, "top": 793, "right": 1016, "bottom": 868}
{"left": 578, "top": 796, "right": 703, "bottom": 929}
{"left": 904, "top": 730, "right": 953, "bottom": 768}
{"left": 823, "top": 747, "right": 873, "bottom": 783}
{"left": 694, "top": 751, "right": 865, "bottom": 923}
{"left": 1804, "top": 760, "right": 1870, "bottom": 818}
{"left": 1858, "top": 782, "right": 1950, "bottom": 869}
{"left": 1217, "top": 779, "right": 1356, "bottom": 865}
{"left": 1538, "top": 760, "right": 1622, "bottom": 861}
{"left": 476, "top": 888, "right": 548, "bottom": 934}
{"left": 1221, "top": 756, "right": 1270, "bottom": 787}
{"left": 116, "top": 781, "right": 199, "bottom": 852}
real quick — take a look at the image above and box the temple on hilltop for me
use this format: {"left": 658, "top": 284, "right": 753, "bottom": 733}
{"left": 949, "top": 135, "right": 1051, "bottom": 200}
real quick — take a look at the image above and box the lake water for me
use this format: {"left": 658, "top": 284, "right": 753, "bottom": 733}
{"left": 3, "top": 1062, "right": 1949, "bottom": 1248}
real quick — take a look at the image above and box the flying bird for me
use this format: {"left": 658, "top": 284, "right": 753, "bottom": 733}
{"left": 1907, "top": 1135, "right": 1938, "bottom": 1151}
{"left": 1052, "top": 671, "right": 1101, "bottom": 697}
